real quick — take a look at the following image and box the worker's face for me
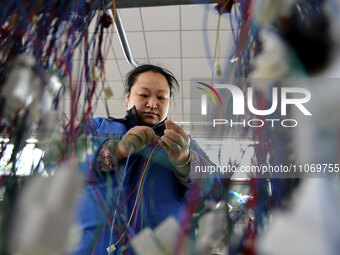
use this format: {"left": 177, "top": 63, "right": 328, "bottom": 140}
{"left": 126, "top": 71, "right": 170, "bottom": 126}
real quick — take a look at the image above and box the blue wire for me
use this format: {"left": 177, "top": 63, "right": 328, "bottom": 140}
{"left": 108, "top": 146, "right": 133, "bottom": 254}
{"left": 202, "top": 2, "right": 215, "bottom": 72}
{"left": 230, "top": 5, "right": 239, "bottom": 46}
{"left": 105, "top": 123, "right": 162, "bottom": 250}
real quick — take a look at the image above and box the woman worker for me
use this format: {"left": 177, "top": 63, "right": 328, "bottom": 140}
{"left": 71, "top": 64, "right": 214, "bottom": 254}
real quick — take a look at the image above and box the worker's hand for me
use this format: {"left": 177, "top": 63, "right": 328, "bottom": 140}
{"left": 116, "top": 126, "right": 158, "bottom": 159}
{"left": 159, "top": 120, "right": 190, "bottom": 169}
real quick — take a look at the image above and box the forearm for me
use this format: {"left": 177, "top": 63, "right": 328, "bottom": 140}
{"left": 173, "top": 151, "right": 191, "bottom": 178}
{"left": 97, "top": 139, "right": 123, "bottom": 171}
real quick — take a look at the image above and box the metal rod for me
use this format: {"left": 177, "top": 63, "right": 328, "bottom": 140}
{"left": 114, "top": 10, "right": 139, "bottom": 67}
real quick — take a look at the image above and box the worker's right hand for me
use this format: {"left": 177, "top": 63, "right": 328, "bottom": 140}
{"left": 115, "top": 126, "right": 158, "bottom": 160}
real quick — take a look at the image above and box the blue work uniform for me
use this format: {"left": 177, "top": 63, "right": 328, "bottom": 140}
{"left": 71, "top": 108, "right": 200, "bottom": 254}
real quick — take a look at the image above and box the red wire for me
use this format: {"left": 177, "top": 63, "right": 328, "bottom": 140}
{"left": 77, "top": 26, "right": 116, "bottom": 221}
{"left": 91, "top": 144, "right": 156, "bottom": 254}
{"left": 133, "top": 162, "right": 149, "bottom": 233}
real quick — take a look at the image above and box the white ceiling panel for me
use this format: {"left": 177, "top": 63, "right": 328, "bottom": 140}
{"left": 61, "top": 4, "right": 236, "bottom": 124}
{"left": 122, "top": 32, "right": 148, "bottom": 59}
{"left": 141, "top": 6, "right": 180, "bottom": 31}
{"left": 133, "top": 58, "right": 150, "bottom": 66}
{"left": 172, "top": 80, "right": 184, "bottom": 98}
{"left": 107, "top": 32, "right": 124, "bottom": 59}
{"left": 104, "top": 59, "right": 122, "bottom": 81}
{"left": 105, "top": 31, "right": 146, "bottom": 60}
{"left": 182, "top": 80, "right": 192, "bottom": 98}
{"left": 107, "top": 81, "right": 125, "bottom": 99}
{"left": 145, "top": 31, "right": 181, "bottom": 58}
{"left": 116, "top": 59, "right": 136, "bottom": 79}
{"left": 169, "top": 98, "right": 183, "bottom": 114}
{"left": 95, "top": 98, "right": 126, "bottom": 118}
{"left": 181, "top": 4, "right": 231, "bottom": 30}
{"left": 182, "top": 58, "right": 214, "bottom": 80}
{"left": 119, "top": 8, "right": 143, "bottom": 31}
{"left": 148, "top": 58, "right": 182, "bottom": 81}
{"left": 103, "top": 32, "right": 147, "bottom": 60}
{"left": 167, "top": 113, "right": 184, "bottom": 122}
{"left": 102, "top": 31, "right": 146, "bottom": 61}
{"left": 181, "top": 30, "right": 233, "bottom": 58}
{"left": 183, "top": 99, "right": 191, "bottom": 114}
{"left": 84, "top": 85, "right": 125, "bottom": 119}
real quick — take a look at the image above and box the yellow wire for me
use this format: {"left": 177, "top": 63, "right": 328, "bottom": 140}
{"left": 215, "top": 0, "right": 232, "bottom": 76}
{"left": 216, "top": 14, "right": 221, "bottom": 64}
{"left": 113, "top": 144, "right": 160, "bottom": 246}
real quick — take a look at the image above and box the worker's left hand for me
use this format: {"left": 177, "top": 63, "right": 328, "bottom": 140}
{"left": 158, "top": 120, "right": 190, "bottom": 168}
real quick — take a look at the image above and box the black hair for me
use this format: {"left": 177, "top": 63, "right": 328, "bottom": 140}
{"left": 124, "top": 64, "right": 179, "bottom": 97}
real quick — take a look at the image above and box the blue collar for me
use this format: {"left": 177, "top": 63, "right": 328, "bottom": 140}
{"left": 109, "top": 106, "right": 166, "bottom": 137}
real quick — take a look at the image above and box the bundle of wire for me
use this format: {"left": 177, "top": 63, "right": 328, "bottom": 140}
{"left": 0, "top": 0, "right": 120, "bottom": 253}
{"left": 1, "top": 0, "right": 332, "bottom": 254}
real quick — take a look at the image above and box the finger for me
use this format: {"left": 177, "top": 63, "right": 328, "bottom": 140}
{"left": 123, "top": 130, "right": 145, "bottom": 152}
{"left": 160, "top": 135, "right": 182, "bottom": 153}
{"left": 158, "top": 139, "right": 170, "bottom": 152}
{"left": 127, "top": 133, "right": 143, "bottom": 146}
{"left": 127, "top": 127, "right": 149, "bottom": 145}
{"left": 116, "top": 140, "right": 134, "bottom": 158}
{"left": 163, "top": 129, "right": 186, "bottom": 149}
{"left": 118, "top": 137, "right": 136, "bottom": 157}
{"left": 142, "top": 127, "right": 158, "bottom": 144}
{"left": 164, "top": 120, "right": 188, "bottom": 140}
